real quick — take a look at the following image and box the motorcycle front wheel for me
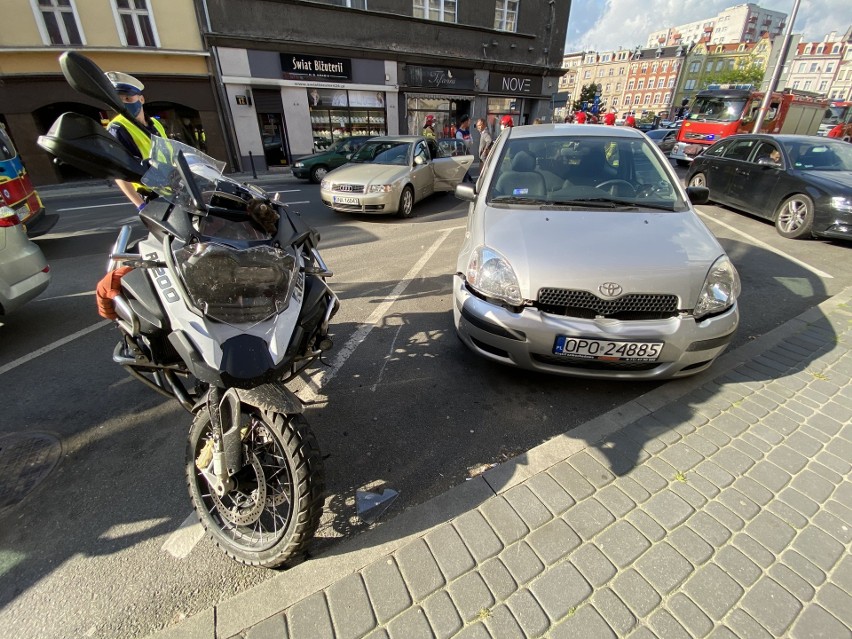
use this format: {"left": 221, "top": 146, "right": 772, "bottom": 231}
{"left": 186, "top": 408, "right": 325, "bottom": 568}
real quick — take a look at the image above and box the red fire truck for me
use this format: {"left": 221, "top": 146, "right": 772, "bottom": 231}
{"left": 670, "top": 84, "right": 828, "bottom": 166}
{"left": 818, "top": 100, "right": 852, "bottom": 141}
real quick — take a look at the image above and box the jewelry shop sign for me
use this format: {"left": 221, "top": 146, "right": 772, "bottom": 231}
{"left": 281, "top": 54, "right": 352, "bottom": 81}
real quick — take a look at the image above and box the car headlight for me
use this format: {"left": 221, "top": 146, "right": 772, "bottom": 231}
{"left": 368, "top": 184, "right": 394, "bottom": 193}
{"left": 465, "top": 246, "right": 523, "bottom": 307}
{"left": 694, "top": 255, "right": 740, "bottom": 320}
{"left": 831, "top": 196, "right": 852, "bottom": 213}
{"left": 321, "top": 179, "right": 330, "bottom": 190}
{"left": 294, "top": 161, "right": 305, "bottom": 168}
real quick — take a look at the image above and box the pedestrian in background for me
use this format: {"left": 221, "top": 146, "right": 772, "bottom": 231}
{"left": 625, "top": 112, "right": 636, "bottom": 128}
{"left": 603, "top": 109, "right": 616, "bottom": 126}
{"left": 476, "top": 118, "right": 493, "bottom": 164}
{"left": 456, "top": 114, "right": 472, "bottom": 153}
{"left": 422, "top": 114, "right": 436, "bottom": 138}
{"left": 575, "top": 110, "right": 587, "bottom": 124}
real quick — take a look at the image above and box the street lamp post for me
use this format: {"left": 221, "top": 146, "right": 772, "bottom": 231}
{"left": 753, "top": 0, "right": 801, "bottom": 132}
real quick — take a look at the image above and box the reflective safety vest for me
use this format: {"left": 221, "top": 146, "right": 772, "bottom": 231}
{"left": 109, "top": 114, "right": 168, "bottom": 190}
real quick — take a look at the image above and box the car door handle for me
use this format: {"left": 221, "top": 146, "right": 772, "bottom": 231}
{"left": 735, "top": 168, "right": 750, "bottom": 176}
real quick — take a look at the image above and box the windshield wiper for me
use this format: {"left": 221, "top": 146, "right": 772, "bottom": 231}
{"left": 543, "top": 197, "right": 638, "bottom": 210}
{"left": 490, "top": 196, "right": 551, "bottom": 205}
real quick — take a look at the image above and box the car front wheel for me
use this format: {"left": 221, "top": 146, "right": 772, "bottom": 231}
{"left": 775, "top": 194, "right": 815, "bottom": 239}
{"left": 310, "top": 165, "right": 328, "bottom": 184}
{"left": 397, "top": 186, "right": 414, "bottom": 218}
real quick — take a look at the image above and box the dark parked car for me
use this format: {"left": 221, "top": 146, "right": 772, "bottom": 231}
{"left": 292, "top": 135, "right": 372, "bottom": 183}
{"left": 645, "top": 128, "right": 678, "bottom": 155}
{"left": 686, "top": 134, "right": 852, "bottom": 240}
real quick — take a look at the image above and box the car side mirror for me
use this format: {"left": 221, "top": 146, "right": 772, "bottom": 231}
{"left": 686, "top": 185, "right": 709, "bottom": 205}
{"left": 455, "top": 183, "right": 476, "bottom": 201}
{"left": 756, "top": 157, "right": 779, "bottom": 167}
{"left": 414, "top": 156, "right": 426, "bottom": 166}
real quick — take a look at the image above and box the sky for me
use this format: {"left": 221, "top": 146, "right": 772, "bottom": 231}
{"left": 564, "top": 0, "right": 852, "bottom": 53}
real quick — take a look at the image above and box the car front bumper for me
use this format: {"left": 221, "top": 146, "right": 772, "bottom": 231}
{"left": 670, "top": 142, "right": 709, "bottom": 164}
{"left": 291, "top": 167, "right": 310, "bottom": 179}
{"left": 452, "top": 275, "right": 739, "bottom": 380}
{"left": 320, "top": 188, "right": 398, "bottom": 214}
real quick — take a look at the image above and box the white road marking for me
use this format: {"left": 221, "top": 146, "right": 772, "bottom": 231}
{"left": 371, "top": 319, "right": 405, "bottom": 392}
{"left": 696, "top": 209, "right": 834, "bottom": 279}
{"left": 55, "top": 202, "right": 130, "bottom": 211}
{"left": 161, "top": 513, "right": 205, "bottom": 559}
{"left": 283, "top": 201, "right": 311, "bottom": 205}
{"left": 301, "top": 225, "right": 463, "bottom": 403}
{"left": 0, "top": 320, "right": 111, "bottom": 377}
{"left": 36, "top": 290, "right": 96, "bottom": 302}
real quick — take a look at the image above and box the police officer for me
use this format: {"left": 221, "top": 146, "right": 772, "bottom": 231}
{"left": 105, "top": 71, "right": 167, "bottom": 210}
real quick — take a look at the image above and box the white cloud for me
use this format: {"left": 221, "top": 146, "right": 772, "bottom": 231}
{"left": 568, "top": 0, "right": 852, "bottom": 53}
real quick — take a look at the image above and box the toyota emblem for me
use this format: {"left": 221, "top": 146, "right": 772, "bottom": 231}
{"left": 599, "top": 282, "right": 623, "bottom": 298}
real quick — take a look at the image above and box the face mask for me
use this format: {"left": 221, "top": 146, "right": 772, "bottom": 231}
{"left": 125, "top": 100, "right": 143, "bottom": 118}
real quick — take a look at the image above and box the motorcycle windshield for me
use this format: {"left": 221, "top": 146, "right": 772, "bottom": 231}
{"left": 141, "top": 137, "right": 226, "bottom": 209}
{"left": 174, "top": 242, "right": 298, "bottom": 325}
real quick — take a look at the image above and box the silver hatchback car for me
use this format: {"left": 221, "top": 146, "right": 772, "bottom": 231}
{"left": 453, "top": 124, "right": 740, "bottom": 380}
{"left": 0, "top": 206, "right": 50, "bottom": 315}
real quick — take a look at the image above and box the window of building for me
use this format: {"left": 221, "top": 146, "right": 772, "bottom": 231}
{"left": 668, "top": 78, "right": 675, "bottom": 88}
{"left": 819, "top": 81, "right": 828, "bottom": 93}
{"left": 685, "top": 79, "right": 696, "bottom": 90}
{"left": 689, "top": 62, "right": 700, "bottom": 73}
{"left": 810, "top": 63, "right": 818, "bottom": 73}
{"left": 612, "top": 97, "right": 618, "bottom": 106}
{"left": 624, "top": 94, "right": 632, "bottom": 105}
{"left": 663, "top": 93, "right": 671, "bottom": 104}
{"left": 113, "top": 0, "right": 158, "bottom": 47}
{"left": 804, "top": 80, "right": 811, "bottom": 90}
{"left": 584, "top": 70, "right": 591, "bottom": 79}
{"left": 827, "top": 62, "right": 834, "bottom": 73}
{"left": 316, "top": 0, "right": 368, "bottom": 7}
{"left": 493, "top": 0, "right": 517, "bottom": 32}
{"left": 34, "top": 0, "right": 84, "bottom": 45}
{"left": 792, "top": 80, "right": 800, "bottom": 89}
{"left": 644, "top": 94, "right": 652, "bottom": 105}
{"left": 715, "top": 61, "right": 724, "bottom": 71}
{"left": 641, "top": 62, "right": 648, "bottom": 72}
{"left": 797, "top": 62, "right": 806, "bottom": 73}
{"left": 415, "top": 0, "right": 457, "bottom": 23}
{"left": 705, "top": 61, "right": 713, "bottom": 72}
{"left": 633, "top": 95, "right": 641, "bottom": 105}
{"left": 653, "top": 93, "right": 661, "bottom": 104}
{"left": 627, "top": 79, "right": 635, "bottom": 90}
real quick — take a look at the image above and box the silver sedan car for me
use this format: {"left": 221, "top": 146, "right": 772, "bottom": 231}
{"left": 453, "top": 124, "right": 740, "bottom": 380}
{"left": 321, "top": 136, "right": 473, "bottom": 217}
{"left": 1, "top": 206, "right": 50, "bottom": 315}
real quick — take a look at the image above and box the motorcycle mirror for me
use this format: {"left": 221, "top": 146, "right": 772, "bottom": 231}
{"left": 59, "top": 51, "right": 132, "bottom": 119}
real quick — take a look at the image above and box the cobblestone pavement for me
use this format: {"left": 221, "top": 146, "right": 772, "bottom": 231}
{"left": 152, "top": 289, "right": 852, "bottom": 639}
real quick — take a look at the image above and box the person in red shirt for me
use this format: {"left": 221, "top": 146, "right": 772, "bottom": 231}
{"left": 827, "top": 123, "right": 845, "bottom": 139}
{"left": 625, "top": 112, "right": 636, "bottom": 128}
{"left": 603, "top": 110, "right": 616, "bottom": 126}
{"left": 575, "top": 110, "right": 587, "bottom": 124}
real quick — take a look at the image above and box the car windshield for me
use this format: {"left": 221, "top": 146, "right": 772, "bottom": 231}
{"left": 783, "top": 139, "right": 852, "bottom": 172}
{"left": 486, "top": 135, "right": 687, "bottom": 211}
{"left": 349, "top": 140, "right": 411, "bottom": 165}
{"left": 688, "top": 97, "right": 747, "bottom": 123}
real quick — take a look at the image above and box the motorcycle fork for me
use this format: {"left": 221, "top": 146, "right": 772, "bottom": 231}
{"left": 207, "top": 387, "right": 245, "bottom": 497}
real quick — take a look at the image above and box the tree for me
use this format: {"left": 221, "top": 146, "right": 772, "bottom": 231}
{"left": 703, "top": 55, "right": 766, "bottom": 88}
{"left": 572, "top": 83, "right": 598, "bottom": 113}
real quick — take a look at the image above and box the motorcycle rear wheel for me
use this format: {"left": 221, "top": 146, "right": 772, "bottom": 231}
{"left": 186, "top": 408, "right": 325, "bottom": 568}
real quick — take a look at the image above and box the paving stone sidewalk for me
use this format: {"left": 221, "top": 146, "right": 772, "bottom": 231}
{"left": 155, "top": 289, "right": 852, "bottom": 639}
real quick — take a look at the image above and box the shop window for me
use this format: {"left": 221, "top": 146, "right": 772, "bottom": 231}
{"left": 406, "top": 96, "right": 472, "bottom": 137}
{"left": 114, "top": 0, "right": 158, "bottom": 47}
{"left": 35, "top": 0, "right": 84, "bottom": 46}
{"left": 310, "top": 88, "right": 386, "bottom": 150}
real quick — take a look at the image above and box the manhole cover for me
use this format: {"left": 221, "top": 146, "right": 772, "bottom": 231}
{"left": 0, "top": 432, "right": 61, "bottom": 513}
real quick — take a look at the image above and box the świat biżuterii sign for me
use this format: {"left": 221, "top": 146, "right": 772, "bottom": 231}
{"left": 281, "top": 54, "right": 352, "bottom": 81}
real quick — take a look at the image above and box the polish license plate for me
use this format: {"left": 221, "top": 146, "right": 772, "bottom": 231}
{"left": 553, "top": 336, "right": 664, "bottom": 362}
{"left": 333, "top": 196, "right": 360, "bottom": 205}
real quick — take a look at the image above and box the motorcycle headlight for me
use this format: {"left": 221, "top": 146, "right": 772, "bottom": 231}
{"left": 174, "top": 242, "right": 297, "bottom": 325}
{"left": 831, "top": 196, "right": 852, "bottom": 213}
{"left": 368, "top": 184, "right": 393, "bottom": 193}
{"left": 694, "top": 255, "right": 740, "bottom": 320}
{"left": 465, "top": 245, "right": 523, "bottom": 307}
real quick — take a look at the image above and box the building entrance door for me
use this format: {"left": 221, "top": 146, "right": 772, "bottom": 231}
{"left": 257, "top": 112, "right": 289, "bottom": 167}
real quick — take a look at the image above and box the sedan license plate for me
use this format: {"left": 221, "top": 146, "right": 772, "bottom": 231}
{"left": 553, "top": 336, "right": 663, "bottom": 362}
{"left": 333, "top": 195, "right": 360, "bottom": 205}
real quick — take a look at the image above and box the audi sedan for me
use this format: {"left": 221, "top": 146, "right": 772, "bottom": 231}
{"left": 320, "top": 136, "right": 473, "bottom": 217}
{"left": 686, "top": 134, "right": 852, "bottom": 241}
{"left": 1, "top": 205, "right": 50, "bottom": 315}
{"left": 453, "top": 124, "right": 740, "bottom": 380}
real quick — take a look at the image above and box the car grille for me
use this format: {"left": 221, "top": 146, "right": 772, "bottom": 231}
{"left": 330, "top": 183, "right": 366, "bottom": 193}
{"left": 536, "top": 288, "right": 680, "bottom": 320}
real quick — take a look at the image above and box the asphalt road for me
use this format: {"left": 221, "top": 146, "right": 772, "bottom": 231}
{"left": 1, "top": 169, "right": 849, "bottom": 639}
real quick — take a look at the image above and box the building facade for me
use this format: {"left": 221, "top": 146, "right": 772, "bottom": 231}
{"left": 198, "top": 0, "right": 570, "bottom": 172}
{"left": 785, "top": 31, "right": 849, "bottom": 98}
{"left": 622, "top": 45, "right": 685, "bottom": 118}
{"left": 647, "top": 3, "right": 786, "bottom": 48}
{"left": 0, "top": 0, "right": 222, "bottom": 186}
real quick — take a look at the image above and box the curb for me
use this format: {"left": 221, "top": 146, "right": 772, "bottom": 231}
{"left": 147, "top": 285, "right": 852, "bottom": 639}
